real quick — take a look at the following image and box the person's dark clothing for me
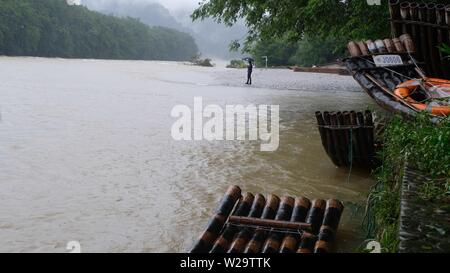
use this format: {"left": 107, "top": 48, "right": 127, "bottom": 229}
{"left": 246, "top": 63, "right": 253, "bottom": 85}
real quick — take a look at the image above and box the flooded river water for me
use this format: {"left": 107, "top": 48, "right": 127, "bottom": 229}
{"left": 0, "top": 57, "right": 376, "bottom": 252}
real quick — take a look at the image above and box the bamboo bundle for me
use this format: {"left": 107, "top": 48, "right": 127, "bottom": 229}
{"left": 280, "top": 197, "right": 311, "bottom": 253}
{"left": 347, "top": 34, "right": 415, "bottom": 58}
{"left": 261, "top": 197, "right": 295, "bottom": 253}
{"left": 388, "top": 1, "right": 450, "bottom": 79}
{"left": 191, "top": 189, "right": 345, "bottom": 254}
{"left": 243, "top": 195, "right": 280, "bottom": 253}
{"left": 315, "top": 111, "right": 376, "bottom": 169}
{"left": 227, "top": 194, "right": 266, "bottom": 253}
{"left": 314, "top": 200, "right": 345, "bottom": 253}
{"left": 190, "top": 185, "right": 242, "bottom": 253}
{"left": 209, "top": 193, "right": 255, "bottom": 253}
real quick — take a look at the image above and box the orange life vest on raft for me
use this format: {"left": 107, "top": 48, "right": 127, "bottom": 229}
{"left": 394, "top": 78, "right": 450, "bottom": 116}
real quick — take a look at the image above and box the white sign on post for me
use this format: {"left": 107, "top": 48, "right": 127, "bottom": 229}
{"left": 373, "top": 55, "right": 404, "bottom": 67}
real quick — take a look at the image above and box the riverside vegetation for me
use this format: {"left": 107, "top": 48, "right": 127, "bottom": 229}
{"left": 365, "top": 113, "right": 450, "bottom": 252}
{"left": 0, "top": 0, "right": 198, "bottom": 61}
{"left": 192, "top": 0, "right": 450, "bottom": 67}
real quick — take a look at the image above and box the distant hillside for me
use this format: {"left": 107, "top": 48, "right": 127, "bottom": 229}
{"left": 80, "top": 0, "right": 186, "bottom": 31}
{"left": 80, "top": 0, "right": 247, "bottom": 59}
{"left": 0, "top": 0, "right": 198, "bottom": 61}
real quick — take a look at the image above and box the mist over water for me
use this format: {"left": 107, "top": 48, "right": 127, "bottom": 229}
{"left": 0, "top": 57, "right": 374, "bottom": 252}
{"left": 79, "top": 0, "right": 247, "bottom": 59}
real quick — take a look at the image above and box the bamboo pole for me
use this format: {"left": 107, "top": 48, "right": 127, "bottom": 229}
{"left": 280, "top": 197, "right": 311, "bottom": 253}
{"left": 329, "top": 113, "right": 345, "bottom": 167}
{"left": 323, "top": 112, "right": 340, "bottom": 166}
{"left": 229, "top": 216, "right": 311, "bottom": 232}
{"left": 409, "top": 2, "right": 422, "bottom": 59}
{"left": 210, "top": 192, "right": 255, "bottom": 253}
{"left": 365, "top": 111, "right": 375, "bottom": 161}
{"left": 418, "top": 3, "right": 433, "bottom": 75}
{"left": 315, "top": 112, "right": 328, "bottom": 152}
{"left": 356, "top": 112, "right": 369, "bottom": 166}
{"left": 389, "top": 0, "right": 403, "bottom": 38}
{"left": 428, "top": 3, "right": 443, "bottom": 77}
{"left": 400, "top": 2, "right": 411, "bottom": 36}
{"left": 306, "top": 199, "right": 326, "bottom": 235}
{"left": 190, "top": 185, "right": 242, "bottom": 253}
{"left": 314, "top": 200, "right": 345, "bottom": 253}
{"left": 243, "top": 194, "right": 280, "bottom": 253}
{"left": 227, "top": 194, "right": 265, "bottom": 253}
{"left": 296, "top": 232, "right": 317, "bottom": 253}
{"left": 261, "top": 197, "right": 296, "bottom": 253}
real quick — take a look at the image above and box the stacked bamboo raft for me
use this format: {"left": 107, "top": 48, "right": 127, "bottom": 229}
{"left": 389, "top": 1, "right": 450, "bottom": 79}
{"left": 190, "top": 186, "right": 344, "bottom": 254}
{"left": 315, "top": 111, "right": 376, "bottom": 169}
{"left": 344, "top": 41, "right": 428, "bottom": 120}
{"left": 347, "top": 34, "right": 416, "bottom": 57}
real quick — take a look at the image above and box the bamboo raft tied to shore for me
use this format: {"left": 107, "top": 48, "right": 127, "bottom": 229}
{"left": 315, "top": 110, "right": 378, "bottom": 169}
{"left": 343, "top": 1, "right": 450, "bottom": 122}
{"left": 389, "top": 1, "right": 450, "bottom": 79}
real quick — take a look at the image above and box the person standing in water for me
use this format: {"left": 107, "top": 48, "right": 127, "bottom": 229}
{"left": 246, "top": 60, "right": 253, "bottom": 85}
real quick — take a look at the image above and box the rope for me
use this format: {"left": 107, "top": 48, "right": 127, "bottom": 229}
{"left": 227, "top": 222, "right": 311, "bottom": 237}
{"left": 357, "top": 55, "right": 449, "bottom": 106}
{"left": 317, "top": 125, "right": 374, "bottom": 130}
{"left": 346, "top": 128, "right": 354, "bottom": 184}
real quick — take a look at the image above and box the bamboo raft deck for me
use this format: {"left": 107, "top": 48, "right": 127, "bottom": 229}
{"left": 190, "top": 186, "right": 344, "bottom": 254}
{"left": 315, "top": 111, "right": 377, "bottom": 169}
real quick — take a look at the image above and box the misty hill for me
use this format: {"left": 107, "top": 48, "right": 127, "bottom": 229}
{"left": 80, "top": 0, "right": 186, "bottom": 31}
{"left": 80, "top": 0, "right": 247, "bottom": 59}
{"left": 0, "top": 0, "right": 198, "bottom": 61}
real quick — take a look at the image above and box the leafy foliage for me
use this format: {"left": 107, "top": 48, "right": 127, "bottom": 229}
{"left": 248, "top": 35, "right": 346, "bottom": 67}
{"left": 289, "top": 35, "right": 346, "bottom": 67}
{"left": 249, "top": 36, "right": 298, "bottom": 67}
{"left": 192, "top": 0, "right": 390, "bottom": 52}
{"left": 0, "top": 0, "right": 198, "bottom": 61}
{"left": 226, "top": 59, "right": 247, "bottom": 69}
{"left": 365, "top": 113, "right": 450, "bottom": 252}
{"left": 191, "top": 54, "right": 214, "bottom": 67}
{"left": 439, "top": 44, "right": 450, "bottom": 58}
{"left": 193, "top": 0, "right": 450, "bottom": 66}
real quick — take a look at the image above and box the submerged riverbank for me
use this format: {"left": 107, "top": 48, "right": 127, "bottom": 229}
{"left": 0, "top": 57, "right": 375, "bottom": 252}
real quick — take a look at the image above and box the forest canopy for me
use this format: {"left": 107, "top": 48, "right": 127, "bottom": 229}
{"left": 0, "top": 0, "right": 199, "bottom": 61}
{"left": 192, "top": 0, "right": 449, "bottom": 66}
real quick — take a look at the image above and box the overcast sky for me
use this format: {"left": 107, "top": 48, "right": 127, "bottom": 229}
{"left": 74, "top": 0, "right": 203, "bottom": 12}
{"left": 154, "top": 0, "right": 201, "bottom": 12}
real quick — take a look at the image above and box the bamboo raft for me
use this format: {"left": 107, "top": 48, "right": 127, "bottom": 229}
{"left": 345, "top": 35, "right": 425, "bottom": 119}
{"left": 190, "top": 186, "right": 344, "bottom": 254}
{"left": 344, "top": 1, "right": 449, "bottom": 122}
{"left": 389, "top": 1, "right": 450, "bottom": 79}
{"left": 315, "top": 111, "right": 377, "bottom": 169}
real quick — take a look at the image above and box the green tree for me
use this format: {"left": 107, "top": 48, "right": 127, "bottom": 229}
{"left": 192, "top": 0, "right": 390, "bottom": 52}
{"left": 0, "top": 0, "right": 199, "bottom": 61}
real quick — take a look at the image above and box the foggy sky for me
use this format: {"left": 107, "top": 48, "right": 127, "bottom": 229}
{"left": 77, "top": 0, "right": 202, "bottom": 12}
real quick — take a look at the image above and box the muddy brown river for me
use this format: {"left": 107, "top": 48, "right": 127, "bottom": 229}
{"left": 0, "top": 57, "right": 376, "bottom": 253}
